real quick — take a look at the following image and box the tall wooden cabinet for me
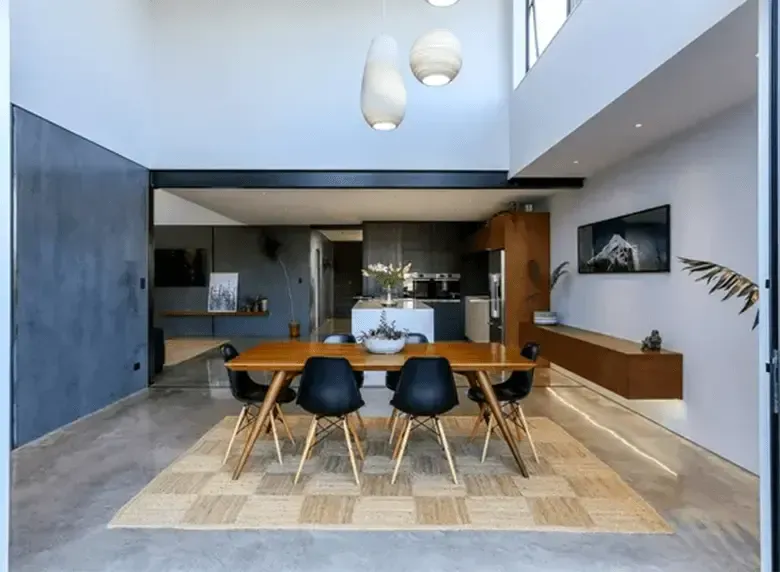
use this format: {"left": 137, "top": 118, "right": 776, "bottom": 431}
{"left": 469, "top": 212, "right": 551, "bottom": 349}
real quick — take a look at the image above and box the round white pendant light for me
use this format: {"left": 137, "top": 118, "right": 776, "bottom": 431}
{"left": 426, "top": 0, "right": 460, "bottom": 6}
{"left": 410, "top": 29, "right": 462, "bottom": 86}
{"left": 360, "top": 34, "right": 407, "bottom": 130}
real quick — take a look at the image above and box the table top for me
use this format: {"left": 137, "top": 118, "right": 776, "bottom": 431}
{"left": 225, "top": 341, "right": 535, "bottom": 372}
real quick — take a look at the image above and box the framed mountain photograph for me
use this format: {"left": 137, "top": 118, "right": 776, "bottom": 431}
{"left": 577, "top": 205, "right": 670, "bottom": 274}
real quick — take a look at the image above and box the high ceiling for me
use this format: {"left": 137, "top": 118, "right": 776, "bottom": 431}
{"left": 516, "top": 0, "right": 757, "bottom": 177}
{"left": 164, "top": 187, "right": 556, "bottom": 225}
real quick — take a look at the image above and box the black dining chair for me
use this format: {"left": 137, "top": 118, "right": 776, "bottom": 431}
{"left": 323, "top": 333, "right": 366, "bottom": 431}
{"left": 390, "top": 357, "right": 459, "bottom": 484}
{"left": 294, "top": 356, "right": 366, "bottom": 485}
{"left": 386, "top": 333, "right": 429, "bottom": 440}
{"left": 220, "top": 343, "right": 297, "bottom": 465}
{"left": 466, "top": 342, "right": 540, "bottom": 463}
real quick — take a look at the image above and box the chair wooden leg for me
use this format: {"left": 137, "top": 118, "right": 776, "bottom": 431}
{"left": 516, "top": 404, "right": 539, "bottom": 463}
{"left": 391, "top": 416, "right": 413, "bottom": 484}
{"left": 435, "top": 418, "right": 458, "bottom": 485}
{"left": 355, "top": 410, "right": 367, "bottom": 433}
{"left": 223, "top": 406, "right": 248, "bottom": 465}
{"left": 467, "top": 404, "right": 486, "bottom": 443}
{"left": 392, "top": 415, "right": 410, "bottom": 459}
{"left": 294, "top": 416, "right": 318, "bottom": 484}
{"left": 389, "top": 411, "right": 401, "bottom": 445}
{"left": 276, "top": 404, "right": 296, "bottom": 446}
{"left": 346, "top": 414, "right": 365, "bottom": 460}
{"left": 481, "top": 413, "right": 494, "bottom": 463}
{"left": 342, "top": 418, "right": 361, "bottom": 486}
{"left": 508, "top": 404, "right": 523, "bottom": 441}
{"left": 269, "top": 414, "right": 283, "bottom": 465}
{"left": 387, "top": 407, "right": 398, "bottom": 428}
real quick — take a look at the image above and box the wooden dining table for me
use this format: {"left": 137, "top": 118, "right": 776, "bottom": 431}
{"left": 225, "top": 341, "right": 536, "bottom": 480}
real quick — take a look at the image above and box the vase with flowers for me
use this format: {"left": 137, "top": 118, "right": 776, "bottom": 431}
{"left": 362, "top": 262, "right": 412, "bottom": 307}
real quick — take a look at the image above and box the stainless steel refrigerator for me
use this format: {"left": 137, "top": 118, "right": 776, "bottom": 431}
{"left": 488, "top": 249, "right": 505, "bottom": 343}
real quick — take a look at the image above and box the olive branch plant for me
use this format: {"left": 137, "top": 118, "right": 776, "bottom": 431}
{"left": 678, "top": 256, "right": 759, "bottom": 330}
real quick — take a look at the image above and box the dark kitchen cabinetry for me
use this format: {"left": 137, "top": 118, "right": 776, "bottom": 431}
{"left": 428, "top": 301, "right": 465, "bottom": 341}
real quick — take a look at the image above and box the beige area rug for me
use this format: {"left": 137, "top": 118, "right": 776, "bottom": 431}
{"left": 164, "top": 338, "right": 229, "bottom": 367}
{"left": 110, "top": 416, "right": 672, "bottom": 533}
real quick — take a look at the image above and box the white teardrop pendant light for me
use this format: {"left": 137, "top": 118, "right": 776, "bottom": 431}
{"left": 361, "top": 34, "right": 407, "bottom": 130}
{"left": 426, "top": 0, "right": 460, "bottom": 6}
{"left": 410, "top": 29, "right": 462, "bottom": 86}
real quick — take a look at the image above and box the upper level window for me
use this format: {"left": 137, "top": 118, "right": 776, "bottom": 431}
{"left": 526, "top": 0, "right": 573, "bottom": 71}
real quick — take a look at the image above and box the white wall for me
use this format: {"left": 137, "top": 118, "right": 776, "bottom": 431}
{"left": 550, "top": 100, "right": 759, "bottom": 472}
{"left": 149, "top": 0, "right": 511, "bottom": 170}
{"left": 154, "top": 190, "right": 243, "bottom": 226}
{"left": 510, "top": 0, "right": 747, "bottom": 176}
{"left": 10, "top": 0, "right": 151, "bottom": 165}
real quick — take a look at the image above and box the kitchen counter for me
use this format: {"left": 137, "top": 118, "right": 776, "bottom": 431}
{"left": 353, "top": 299, "right": 432, "bottom": 310}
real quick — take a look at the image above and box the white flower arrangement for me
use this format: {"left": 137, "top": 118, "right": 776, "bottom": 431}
{"left": 361, "top": 262, "right": 412, "bottom": 290}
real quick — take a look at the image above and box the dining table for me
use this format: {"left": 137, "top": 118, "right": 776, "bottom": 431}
{"left": 225, "top": 341, "right": 536, "bottom": 480}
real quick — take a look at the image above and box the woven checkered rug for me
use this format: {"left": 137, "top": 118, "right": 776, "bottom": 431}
{"left": 110, "top": 415, "right": 671, "bottom": 533}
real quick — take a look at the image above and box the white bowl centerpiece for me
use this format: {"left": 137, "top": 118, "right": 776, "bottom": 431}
{"left": 358, "top": 311, "right": 408, "bottom": 354}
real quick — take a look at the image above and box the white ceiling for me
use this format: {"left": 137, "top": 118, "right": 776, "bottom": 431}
{"left": 517, "top": 0, "right": 758, "bottom": 177}
{"left": 164, "top": 188, "right": 555, "bottom": 225}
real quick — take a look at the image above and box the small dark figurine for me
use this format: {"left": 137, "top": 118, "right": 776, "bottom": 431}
{"left": 641, "top": 330, "right": 663, "bottom": 352}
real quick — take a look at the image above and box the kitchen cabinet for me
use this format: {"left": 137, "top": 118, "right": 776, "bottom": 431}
{"left": 428, "top": 301, "right": 465, "bottom": 341}
{"left": 467, "top": 212, "right": 550, "bottom": 348}
{"left": 363, "top": 222, "right": 473, "bottom": 284}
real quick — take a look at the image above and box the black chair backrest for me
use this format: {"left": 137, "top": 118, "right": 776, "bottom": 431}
{"left": 323, "top": 334, "right": 357, "bottom": 344}
{"left": 506, "top": 342, "right": 540, "bottom": 398}
{"left": 391, "top": 357, "right": 458, "bottom": 416}
{"left": 296, "top": 356, "right": 364, "bottom": 416}
{"left": 220, "top": 343, "right": 259, "bottom": 401}
{"left": 405, "top": 333, "right": 429, "bottom": 344}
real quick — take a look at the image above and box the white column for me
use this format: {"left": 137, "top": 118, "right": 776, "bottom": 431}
{"left": 757, "top": 0, "right": 773, "bottom": 570}
{"left": 0, "top": 0, "right": 10, "bottom": 569}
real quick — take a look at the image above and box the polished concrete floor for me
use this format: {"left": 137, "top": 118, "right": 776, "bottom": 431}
{"left": 11, "top": 337, "right": 759, "bottom": 572}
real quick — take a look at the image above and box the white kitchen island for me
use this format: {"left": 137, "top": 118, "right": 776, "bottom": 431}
{"left": 351, "top": 299, "right": 434, "bottom": 387}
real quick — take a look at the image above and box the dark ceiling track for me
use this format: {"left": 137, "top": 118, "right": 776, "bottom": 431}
{"left": 150, "top": 169, "right": 584, "bottom": 190}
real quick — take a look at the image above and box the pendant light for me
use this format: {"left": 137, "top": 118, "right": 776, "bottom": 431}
{"left": 410, "top": 29, "right": 462, "bottom": 86}
{"left": 360, "top": 35, "right": 406, "bottom": 130}
{"left": 360, "top": 0, "right": 406, "bottom": 130}
{"left": 426, "top": 0, "right": 459, "bottom": 5}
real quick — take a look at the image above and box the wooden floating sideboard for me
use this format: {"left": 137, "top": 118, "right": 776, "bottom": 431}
{"left": 531, "top": 325, "right": 683, "bottom": 400}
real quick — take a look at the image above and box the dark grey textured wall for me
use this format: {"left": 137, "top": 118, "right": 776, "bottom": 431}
{"left": 13, "top": 107, "right": 149, "bottom": 446}
{"left": 154, "top": 225, "right": 311, "bottom": 337}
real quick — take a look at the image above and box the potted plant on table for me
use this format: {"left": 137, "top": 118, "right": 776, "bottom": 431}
{"left": 357, "top": 311, "right": 408, "bottom": 354}
{"left": 528, "top": 261, "right": 570, "bottom": 325}
{"left": 362, "top": 262, "right": 412, "bottom": 306}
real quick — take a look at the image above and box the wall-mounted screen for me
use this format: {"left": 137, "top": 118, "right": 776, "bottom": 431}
{"left": 154, "top": 248, "right": 208, "bottom": 287}
{"left": 577, "top": 205, "right": 670, "bottom": 274}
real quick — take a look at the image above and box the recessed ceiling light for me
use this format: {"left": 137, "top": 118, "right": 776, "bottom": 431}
{"left": 426, "top": 0, "right": 459, "bottom": 6}
{"left": 635, "top": 123, "right": 643, "bottom": 128}
{"left": 573, "top": 160, "right": 579, "bottom": 164}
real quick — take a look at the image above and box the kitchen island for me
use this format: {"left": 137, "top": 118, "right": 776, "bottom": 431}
{"left": 352, "top": 299, "right": 434, "bottom": 387}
